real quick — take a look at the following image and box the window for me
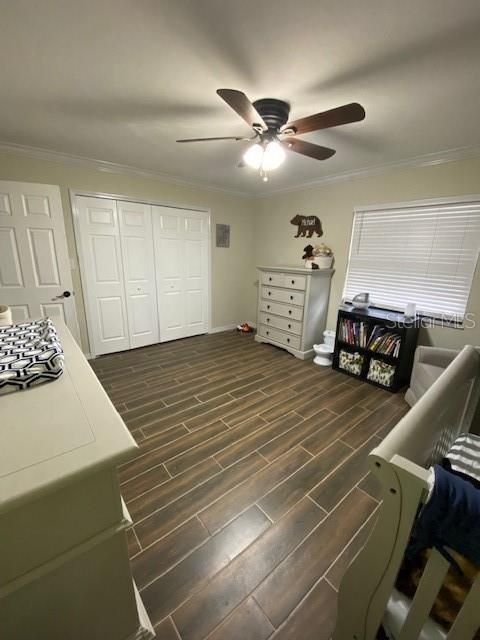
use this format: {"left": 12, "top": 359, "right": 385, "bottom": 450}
{"left": 343, "top": 197, "right": 480, "bottom": 324}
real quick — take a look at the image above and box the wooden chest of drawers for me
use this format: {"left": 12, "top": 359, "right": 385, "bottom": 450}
{"left": 255, "top": 266, "right": 333, "bottom": 359}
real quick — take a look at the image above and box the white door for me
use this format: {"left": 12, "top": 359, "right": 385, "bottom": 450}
{"left": 75, "top": 197, "right": 129, "bottom": 356}
{"left": 117, "top": 201, "right": 159, "bottom": 349}
{"left": 152, "top": 206, "right": 209, "bottom": 342}
{"left": 74, "top": 196, "right": 159, "bottom": 356}
{"left": 0, "top": 180, "right": 79, "bottom": 338}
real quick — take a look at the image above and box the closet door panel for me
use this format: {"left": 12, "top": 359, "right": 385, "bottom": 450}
{"left": 153, "top": 225, "right": 185, "bottom": 342}
{"left": 117, "top": 201, "right": 159, "bottom": 349}
{"left": 185, "top": 290, "right": 204, "bottom": 328}
{"left": 183, "top": 214, "right": 208, "bottom": 337}
{"left": 157, "top": 237, "right": 182, "bottom": 280}
{"left": 163, "top": 291, "right": 184, "bottom": 332}
{"left": 97, "top": 296, "right": 127, "bottom": 340}
{"left": 130, "top": 293, "right": 155, "bottom": 336}
{"left": 90, "top": 231, "right": 127, "bottom": 347}
{"left": 91, "top": 236, "right": 120, "bottom": 284}
{"left": 185, "top": 215, "right": 205, "bottom": 234}
{"left": 152, "top": 206, "right": 209, "bottom": 343}
{"left": 159, "top": 213, "right": 181, "bottom": 233}
{"left": 123, "top": 237, "right": 147, "bottom": 282}
{"left": 185, "top": 239, "right": 203, "bottom": 279}
{"left": 75, "top": 197, "right": 130, "bottom": 355}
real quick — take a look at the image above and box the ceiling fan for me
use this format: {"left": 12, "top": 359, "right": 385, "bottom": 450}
{"left": 177, "top": 89, "right": 366, "bottom": 181}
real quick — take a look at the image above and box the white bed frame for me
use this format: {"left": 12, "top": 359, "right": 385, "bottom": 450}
{"left": 333, "top": 345, "right": 480, "bottom": 640}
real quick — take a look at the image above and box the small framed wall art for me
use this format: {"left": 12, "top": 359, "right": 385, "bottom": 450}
{"left": 216, "top": 223, "right": 230, "bottom": 248}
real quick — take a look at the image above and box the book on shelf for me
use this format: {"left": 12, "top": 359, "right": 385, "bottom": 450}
{"left": 367, "top": 325, "right": 401, "bottom": 357}
{"left": 337, "top": 319, "right": 368, "bottom": 348}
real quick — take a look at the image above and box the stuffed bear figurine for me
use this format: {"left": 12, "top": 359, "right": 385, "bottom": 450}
{"left": 302, "top": 244, "right": 314, "bottom": 259}
{"left": 302, "top": 244, "right": 320, "bottom": 269}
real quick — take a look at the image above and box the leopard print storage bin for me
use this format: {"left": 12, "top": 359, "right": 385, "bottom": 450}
{"left": 367, "top": 358, "right": 396, "bottom": 388}
{"left": 338, "top": 350, "right": 364, "bottom": 376}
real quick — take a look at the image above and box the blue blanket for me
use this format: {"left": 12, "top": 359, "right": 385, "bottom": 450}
{"left": 407, "top": 464, "right": 480, "bottom": 568}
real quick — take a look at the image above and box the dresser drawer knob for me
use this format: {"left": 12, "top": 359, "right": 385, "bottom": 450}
{"left": 290, "top": 295, "right": 293, "bottom": 300}
{"left": 266, "top": 318, "right": 270, "bottom": 322}
{"left": 291, "top": 279, "right": 295, "bottom": 284}
{"left": 269, "top": 277, "right": 272, "bottom": 281}
{"left": 268, "top": 291, "right": 271, "bottom": 296}
{"left": 267, "top": 305, "right": 270, "bottom": 309}
{"left": 266, "top": 331, "right": 269, "bottom": 335}
{"left": 287, "top": 338, "right": 290, "bottom": 343}
{"left": 288, "top": 323, "right": 291, "bottom": 328}
{"left": 288, "top": 310, "right": 292, "bottom": 315}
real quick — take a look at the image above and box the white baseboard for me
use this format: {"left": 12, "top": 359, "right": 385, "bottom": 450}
{"left": 209, "top": 321, "right": 257, "bottom": 334}
{"left": 208, "top": 323, "right": 238, "bottom": 334}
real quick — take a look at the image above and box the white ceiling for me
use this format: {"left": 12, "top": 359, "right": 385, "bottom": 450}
{"left": 1, "top": 0, "right": 479, "bottom": 195}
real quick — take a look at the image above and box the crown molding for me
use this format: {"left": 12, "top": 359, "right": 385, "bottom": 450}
{"left": 0, "top": 141, "right": 250, "bottom": 198}
{"left": 254, "top": 144, "right": 480, "bottom": 198}
{"left": 1, "top": 140, "right": 480, "bottom": 201}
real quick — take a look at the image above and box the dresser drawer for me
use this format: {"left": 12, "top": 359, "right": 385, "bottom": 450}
{"left": 260, "top": 271, "right": 285, "bottom": 287}
{"left": 260, "top": 271, "right": 306, "bottom": 290}
{"left": 259, "top": 312, "right": 302, "bottom": 336}
{"left": 261, "top": 286, "right": 305, "bottom": 306}
{"left": 258, "top": 325, "right": 301, "bottom": 350}
{"left": 283, "top": 274, "right": 306, "bottom": 290}
{"left": 1, "top": 469, "right": 122, "bottom": 587}
{"left": 259, "top": 300, "right": 304, "bottom": 321}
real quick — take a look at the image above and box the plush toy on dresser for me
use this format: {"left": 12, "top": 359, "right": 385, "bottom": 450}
{"left": 302, "top": 243, "right": 334, "bottom": 270}
{"left": 302, "top": 245, "right": 319, "bottom": 269}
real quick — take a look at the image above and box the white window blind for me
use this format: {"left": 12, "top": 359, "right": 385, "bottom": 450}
{"left": 343, "top": 198, "right": 480, "bottom": 323}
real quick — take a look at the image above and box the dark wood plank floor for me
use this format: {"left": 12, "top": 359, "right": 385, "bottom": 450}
{"left": 90, "top": 331, "right": 409, "bottom": 640}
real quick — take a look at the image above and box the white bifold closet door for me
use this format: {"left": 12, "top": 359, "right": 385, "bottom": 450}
{"left": 75, "top": 196, "right": 159, "bottom": 356}
{"left": 153, "top": 206, "right": 209, "bottom": 342}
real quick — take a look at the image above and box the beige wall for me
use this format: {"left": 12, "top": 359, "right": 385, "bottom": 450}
{"left": 1, "top": 150, "right": 479, "bottom": 354}
{"left": 253, "top": 157, "right": 480, "bottom": 349}
{"left": 0, "top": 151, "right": 256, "bottom": 353}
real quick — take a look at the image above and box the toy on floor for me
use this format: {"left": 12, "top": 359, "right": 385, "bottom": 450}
{"left": 236, "top": 323, "right": 254, "bottom": 333}
{"left": 313, "top": 330, "right": 335, "bottom": 365}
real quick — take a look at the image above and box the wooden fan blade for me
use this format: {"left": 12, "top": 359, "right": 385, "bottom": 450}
{"left": 176, "top": 136, "right": 248, "bottom": 143}
{"left": 217, "top": 89, "right": 267, "bottom": 131}
{"left": 282, "top": 138, "right": 336, "bottom": 160}
{"left": 285, "top": 103, "right": 365, "bottom": 135}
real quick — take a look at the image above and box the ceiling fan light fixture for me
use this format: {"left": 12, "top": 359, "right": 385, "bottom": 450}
{"left": 262, "top": 141, "right": 285, "bottom": 170}
{"left": 243, "top": 140, "right": 286, "bottom": 173}
{"left": 243, "top": 143, "right": 264, "bottom": 169}
{"left": 179, "top": 89, "right": 366, "bottom": 180}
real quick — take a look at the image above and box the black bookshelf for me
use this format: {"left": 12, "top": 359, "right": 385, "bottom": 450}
{"left": 332, "top": 305, "right": 419, "bottom": 392}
